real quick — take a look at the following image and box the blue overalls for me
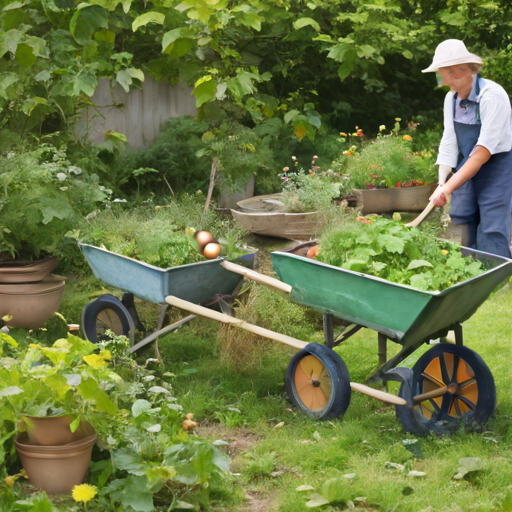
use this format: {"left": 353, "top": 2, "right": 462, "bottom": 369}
{"left": 449, "top": 76, "right": 512, "bottom": 259}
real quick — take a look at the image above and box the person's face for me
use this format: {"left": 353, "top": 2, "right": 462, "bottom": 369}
{"left": 438, "top": 65, "right": 474, "bottom": 93}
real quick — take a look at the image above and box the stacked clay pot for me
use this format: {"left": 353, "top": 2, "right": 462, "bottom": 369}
{"left": 0, "top": 257, "right": 65, "bottom": 329}
{"left": 15, "top": 415, "right": 96, "bottom": 495}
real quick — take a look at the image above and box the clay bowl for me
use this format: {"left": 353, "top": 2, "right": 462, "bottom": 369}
{"left": 0, "top": 257, "right": 58, "bottom": 284}
{"left": 19, "top": 415, "right": 93, "bottom": 446}
{"left": 0, "top": 275, "right": 65, "bottom": 329}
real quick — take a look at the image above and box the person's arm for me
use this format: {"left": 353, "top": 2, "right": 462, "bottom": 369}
{"left": 436, "top": 91, "right": 459, "bottom": 169}
{"left": 431, "top": 146, "right": 491, "bottom": 206}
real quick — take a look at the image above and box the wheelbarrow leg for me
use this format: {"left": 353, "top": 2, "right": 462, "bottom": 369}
{"left": 453, "top": 322, "right": 464, "bottom": 346}
{"left": 154, "top": 304, "right": 169, "bottom": 362}
{"left": 323, "top": 313, "right": 334, "bottom": 349}
{"left": 378, "top": 333, "right": 387, "bottom": 366}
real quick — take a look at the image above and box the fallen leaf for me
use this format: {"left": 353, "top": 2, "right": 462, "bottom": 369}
{"left": 275, "top": 421, "right": 285, "bottom": 428}
{"left": 453, "top": 457, "right": 482, "bottom": 480}
{"left": 407, "top": 470, "right": 426, "bottom": 478}
{"left": 296, "top": 485, "right": 316, "bottom": 492}
{"left": 385, "top": 461, "right": 405, "bottom": 472}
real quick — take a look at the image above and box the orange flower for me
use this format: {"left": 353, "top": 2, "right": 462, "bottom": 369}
{"left": 403, "top": 135, "right": 413, "bottom": 141}
{"left": 340, "top": 132, "right": 347, "bottom": 136}
{"left": 183, "top": 413, "right": 197, "bottom": 431}
{"left": 395, "top": 117, "right": 401, "bottom": 121}
{"left": 357, "top": 132, "right": 364, "bottom": 137}
{"left": 442, "top": 249, "right": 448, "bottom": 256}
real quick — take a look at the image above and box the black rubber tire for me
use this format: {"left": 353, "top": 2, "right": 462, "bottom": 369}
{"left": 81, "top": 294, "right": 135, "bottom": 344}
{"left": 285, "top": 343, "right": 351, "bottom": 420}
{"left": 396, "top": 343, "right": 496, "bottom": 435}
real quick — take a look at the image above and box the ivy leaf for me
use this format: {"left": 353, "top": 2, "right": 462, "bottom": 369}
{"left": 73, "top": 71, "right": 98, "bottom": 97}
{"left": 116, "top": 68, "right": 144, "bottom": 93}
{"left": 70, "top": 5, "right": 109, "bottom": 46}
{"left": 293, "top": 17, "right": 320, "bottom": 31}
{"left": 132, "top": 12, "right": 165, "bottom": 32}
{"left": 407, "top": 259, "right": 433, "bottom": 270}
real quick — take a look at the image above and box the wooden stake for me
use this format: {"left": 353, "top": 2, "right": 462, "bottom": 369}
{"left": 165, "top": 295, "right": 308, "bottom": 351}
{"left": 204, "top": 157, "right": 217, "bottom": 213}
{"left": 220, "top": 260, "right": 292, "bottom": 294}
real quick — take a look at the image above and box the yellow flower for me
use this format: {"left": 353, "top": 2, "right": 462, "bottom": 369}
{"left": 99, "top": 349, "right": 112, "bottom": 360}
{"left": 72, "top": 484, "right": 98, "bottom": 504}
{"left": 2, "top": 314, "right": 13, "bottom": 322}
{"left": 403, "top": 135, "right": 413, "bottom": 141}
{"left": 4, "top": 476, "right": 15, "bottom": 487}
{"left": 442, "top": 249, "right": 448, "bottom": 256}
{"left": 395, "top": 117, "right": 401, "bottom": 121}
{"left": 339, "top": 132, "right": 347, "bottom": 137}
{"left": 379, "top": 125, "right": 386, "bottom": 131}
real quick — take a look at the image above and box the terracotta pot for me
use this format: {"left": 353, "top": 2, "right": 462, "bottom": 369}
{"left": 15, "top": 430, "right": 97, "bottom": 495}
{"left": 0, "top": 275, "right": 65, "bottom": 329}
{"left": 19, "top": 415, "right": 92, "bottom": 446}
{"left": 219, "top": 176, "right": 255, "bottom": 209}
{"left": 353, "top": 183, "right": 437, "bottom": 215}
{"left": 0, "top": 257, "right": 58, "bottom": 284}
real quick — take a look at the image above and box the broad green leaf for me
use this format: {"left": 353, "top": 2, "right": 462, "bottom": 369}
{"left": 0, "top": 72, "right": 18, "bottom": 99}
{"left": 439, "top": 10, "right": 465, "bottom": 26}
{"left": 294, "top": 122, "right": 307, "bottom": 141}
{"left": 372, "top": 261, "right": 386, "bottom": 272}
{"left": 113, "top": 475, "right": 154, "bottom": 511}
{"left": 378, "top": 234, "right": 404, "bottom": 254}
{"left": 293, "top": 17, "right": 320, "bottom": 31}
{"left": 193, "top": 76, "right": 217, "bottom": 107}
{"left": 165, "top": 38, "right": 194, "bottom": 59}
{"left": 342, "top": 259, "right": 367, "bottom": 271}
{"left": 70, "top": 5, "right": 109, "bottom": 45}
{"left": 284, "top": 109, "right": 300, "bottom": 124}
{"left": 132, "top": 12, "right": 165, "bottom": 32}
{"left": 35, "top": 70, "right": 52, "bottom": 82}
{"left": 453, "top": 457, "right": 482, "bottom": 480}
{"left": 73, "top": 71, "right": 98, "bottom": 97}
{"left": 407, "top": 259, "right": 433, "bottom": 270}
{"left": 145, "top": 423, "right": 161, "bottom": 433}
{"left": 305, "top": 493, "right": 330, "bottom": 508}
{"left": 0, "top": 29, "right": 23, "bottom": 57}
{"left": 240, "top": 12, "right": 262, "bottom": 31}
{"left": 296, "top": 485, "right": 316, "bottom": 492}
{"left": 0, "top": 386, "right": 23, "bottom": 397}
{"left": 78, "top": 378, "right": 115, "bottom": 414}
{"left": 22, "top": 96, "right": 49, "bottom": 116}
{"left": 322, "top": 477, "right": 351, "bottom": 504}
{"left": 337, "top": 48, "right": 357, "bottom": 81}
{"left": 113, "top": 447, "right": 147, "bottom": 475}
{"left": 44, "top": 374, "right": 71, "bottom": 398}
{"left": 94, "top": 29, "right": 115, "bottom": 44}
{"left": 41, "top": 347, "right": 68, "bottom": 365}
{"left": 187, "top": 6, "right": 212, "bottom": 23}
{"left": 403, "top": 50, "right": 413, "bottom": 60}
{"left": 145, "top": 466, "right": 176, "bottom": 493}
{"left": 14, "top": 42, "right": 36, "bottom": 68}
{"left": 69, "top": 415, "right": 81, "bottom": 433}
{"left": 132, "top": 399, "right": 151, "bottom": 417}
{"left": 0, "top": 331, "right": 18, "bottom": 348}
{"left": 410, "top": 272, "right": 432, "bottom": 291}
{"left": 116, "top": 68, "right": 144, "bottom": 93}
{"left": 162, "top": 28, "right": 183, "bottom": 52}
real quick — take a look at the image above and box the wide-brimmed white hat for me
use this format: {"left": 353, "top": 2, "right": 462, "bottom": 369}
{"left": 422, "top": 39, "right": 482, "bottom": 73}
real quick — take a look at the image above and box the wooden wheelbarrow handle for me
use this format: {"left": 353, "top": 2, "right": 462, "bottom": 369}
{"left": 404, "top": 185, "right": 439, "bottom": 228}
{"left": 221, "top": 260, "right": 292, "bottom": 294}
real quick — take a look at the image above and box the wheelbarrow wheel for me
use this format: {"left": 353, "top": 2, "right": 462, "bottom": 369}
{"left": 81, "top": 294, "right": 135, "bottom": 344}
{"left": 285, "top": 343, "right": 351, "bottom": 420}
{"left": 396, "top": 343, "right": 496, "bottom": 435}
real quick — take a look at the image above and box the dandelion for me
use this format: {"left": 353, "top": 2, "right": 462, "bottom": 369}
{"left": 379, "top": 125, "right": 386, "bottom": 131}
{"left": 442, "top": 249, "right": 448, "bottom": 256}
{"left": 395, "top": 117, "right": 401, "bottom": 121}
{"left": 340, "top": 132, "right": 347, "bottom": 136}
{"left": 72, "top": 484, "right": 98, "bottom": 504}
{"left": 403, "top": 135, "right": 413, "bottom": 141}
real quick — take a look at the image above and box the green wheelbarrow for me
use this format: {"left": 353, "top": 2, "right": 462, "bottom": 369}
{"left": 166, "top": 243, "right": 512, "bottom": 435}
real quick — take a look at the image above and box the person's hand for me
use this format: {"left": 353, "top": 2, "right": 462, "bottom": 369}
{"left": 430, "top": 185, "right": 450, "bottom": 207}
{"left": 438, "top": 165, "right": 452, "bottom": 185}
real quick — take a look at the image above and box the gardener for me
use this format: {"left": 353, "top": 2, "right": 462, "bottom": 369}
{"left": 424, "top": 39, "right": 512, "bottom": 259}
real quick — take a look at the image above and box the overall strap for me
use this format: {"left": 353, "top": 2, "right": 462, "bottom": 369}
{"left": 453, "top": 75, "right": 481, "bottom": 122}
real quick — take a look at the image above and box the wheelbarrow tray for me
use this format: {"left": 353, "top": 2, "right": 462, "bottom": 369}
{"left": 79, "top": 243, "right": 255, "bottom": 304}
{"left": 271, "top": 247, "right": 512, "bottom": 349}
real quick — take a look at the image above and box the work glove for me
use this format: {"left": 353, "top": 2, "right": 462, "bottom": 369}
{"left": 430, "top": 184, "right": 451, "bottom": 207}
{"left": 438, "top": 165, "right": 452, "bottom": 185}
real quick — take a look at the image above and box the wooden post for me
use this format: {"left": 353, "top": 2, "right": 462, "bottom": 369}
{"left": 204, "top": 157, "right": 217, "bottom": 213}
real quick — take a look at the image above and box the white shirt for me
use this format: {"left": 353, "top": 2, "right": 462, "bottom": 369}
{"left": 436, "top": 77, "right": 512, "bottom": 168}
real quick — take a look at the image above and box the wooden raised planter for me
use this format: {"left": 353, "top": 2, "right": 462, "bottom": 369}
{"left": 354, "top": 183, "right": 437, "bottom": 215}
{"left": 231, "top": 194, "right": 321, "bottom": 241}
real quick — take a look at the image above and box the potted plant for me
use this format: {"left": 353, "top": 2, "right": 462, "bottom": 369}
{"left": 0, "top": 136, "right": 110, "bottom": 328}
{"left": 0, "top": 330, "right": 119, "bottom": 494}
{"left": 340, "top": 124, "right": 438, "bottom": 214}
{"left": 232, "top": 160, "right": 341, "bottom": 240}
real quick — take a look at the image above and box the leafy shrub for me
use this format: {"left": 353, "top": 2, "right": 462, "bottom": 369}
{"left": 345, "top": 135, "right": 437, "bottom": 190}
{"left": 78, "top": 197, "right": 248, "bottom": 268}
{"left": 119, "top": 116, "right": 211, "bottom": 194}
{"left": 316, "top": 217, "right": 483, "bottom": 291}
{"left": 0, "top": 139, "right": 110, "bottom": 260}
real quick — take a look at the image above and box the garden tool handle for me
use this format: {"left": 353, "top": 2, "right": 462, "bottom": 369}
{"left": 404, "top": 184, "right": 444, "bottom": 228}
{"left": 220, "top": 260, "right": 292, "bottom": 294}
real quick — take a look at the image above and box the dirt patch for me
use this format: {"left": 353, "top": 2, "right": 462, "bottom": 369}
{"left": 241, "top": 490, "right": 279, "bottom": 512}
{"left": 196, "top": 423, "right": 259, "bottom": 456}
